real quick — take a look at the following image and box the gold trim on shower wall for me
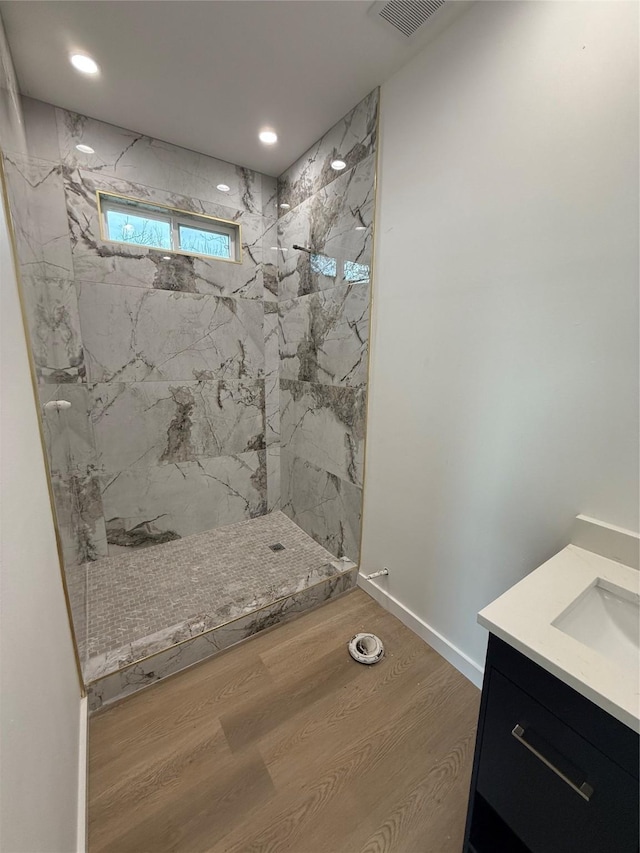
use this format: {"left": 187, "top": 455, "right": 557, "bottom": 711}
{"left": 0, "top": 152, "right": 86, "bottom": 696}
{"left": 95, "top": 190, "right": 244, "bottom": 265}
{"left": 357, "top": 87, "right": 382, "bottom": 571}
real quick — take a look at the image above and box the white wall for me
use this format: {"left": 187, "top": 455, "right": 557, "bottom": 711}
{"left": 0, "top": 172, "right": 84, "bottom": 849}
{"left": 361, "top": 0, "right": 639, "bottom": 674}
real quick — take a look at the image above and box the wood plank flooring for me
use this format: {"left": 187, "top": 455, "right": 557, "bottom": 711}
{"left": 88, "top": 588, "right": 480, "bottom": 853}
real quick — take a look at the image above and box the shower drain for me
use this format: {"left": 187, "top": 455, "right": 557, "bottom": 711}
{"left": 268, "top": 543, "right": 285, "bottom": 552}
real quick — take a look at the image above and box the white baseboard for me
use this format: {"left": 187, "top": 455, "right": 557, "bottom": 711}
{"left": 358, "top": 576, "right": 484, "bottom": 689}
{"left": 77, "top": 696, "right": 88, "bottom": 853}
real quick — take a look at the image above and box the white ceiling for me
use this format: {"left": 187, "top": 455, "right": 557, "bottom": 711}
{"left": 0, "top": 0, "right": 470, "bottom": 176}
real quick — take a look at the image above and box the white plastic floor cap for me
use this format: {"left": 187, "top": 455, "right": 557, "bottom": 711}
{"left": 348, "top": 632, "right": 384, "bottom": 664}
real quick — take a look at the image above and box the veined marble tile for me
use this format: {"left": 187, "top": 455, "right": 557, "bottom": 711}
{"left": 262, "top": 219, "right": 278, "bottom": 302}
{"left": 21, "top": 276, "right": 85, "bottom": 383}
{"left": 39, "top": 384, "right": 98, "bottom": 477}
{"left": 86, "top": 567, "right": 356, "bottom": 710}
{"left": 280, "top": 378, "right": 366, "bottom": 486}
{"left": 262, "top": 175, "right": 278, "bottom": 220}
{"left": 56, "top": 108, "right": 263, "bottom": 214}
{"left": 2, "top": 152, "right": 73, "bottom": 280}
{"left": 267, "top": 445, "right": 281, "bottom": 512}
{"left": 265, "top": 371, "right": 280, "bottom": 450}
{"left": 277, "top": 155, "right": 375, "bottom": 300}
{"left": 279, "top": 282, "right": 369, "bottom": 387}
{"left": 264, "top": 301, "right": 279, "bottom": 375}
{"left": 64, "top": 168, "right": 264, "bottom": 299}
{"left": 101, "top": 450, "right": 267, "bottom": 549}
{"left": 77, "top": 281, "right": 264, "bottom": 383}
{"left": 264, "top": 302, "right": 280, "bottom": 446}
{"left": 19, "top": 97, "right": 60, "bottom": 163}
{"left": 278, "top": 89, "right": 378, "bottom": 213}
{"left": 90, "top": 380, "right": 265, "bottom": 473}
{"left": 51, "top": 470, "right": 109, "bottom": 567}
{"left": 281, "top": 451, "right": 362, "bottom": 562}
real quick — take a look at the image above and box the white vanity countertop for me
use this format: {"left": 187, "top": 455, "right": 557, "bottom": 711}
{"left": 478, "top": 544, "right": 640, "bottom": 733}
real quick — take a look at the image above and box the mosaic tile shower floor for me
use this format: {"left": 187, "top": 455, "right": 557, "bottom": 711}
{"left": 83, "top": 511, "right": 348, "bottom": 682}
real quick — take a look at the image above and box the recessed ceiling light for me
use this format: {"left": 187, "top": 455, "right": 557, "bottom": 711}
{"left": 279, "top": 203, "right": 290, "bottom": 210}
{"left": 259, "top": 129, "right": 278, "bottom": 145}
{"left": 331, "top": 159, "right": 347, "bottom": 171}
{"left": 70, "top": 53, "right": 99, "bottom": 75}
{"left": 75, "top": 143, "right": 95, "bottom": 154}
{"left": 162, "top": 255, "right": 171, "bottom": 260}
{"left": 355, "top": 226, "right": 366, "bottom": 231}
{"left": 217, "top": 183, "right": 230, "bottom": 192}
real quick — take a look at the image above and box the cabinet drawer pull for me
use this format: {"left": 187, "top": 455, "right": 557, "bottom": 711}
{"left": 511, "top": 724, "right": 594, "bottom": 802}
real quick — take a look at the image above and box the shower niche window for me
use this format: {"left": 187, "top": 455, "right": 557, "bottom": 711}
{"left": 99, "top": 192, "right": 241, "bottom": 261}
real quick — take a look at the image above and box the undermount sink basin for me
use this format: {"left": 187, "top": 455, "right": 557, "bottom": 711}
{"left": 553, "top": 579, "right": 640, "bottom": 674}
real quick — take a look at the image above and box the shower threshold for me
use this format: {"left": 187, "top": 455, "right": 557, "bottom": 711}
{"left": 83, "top": 511, "right": 357, "bottom": 710}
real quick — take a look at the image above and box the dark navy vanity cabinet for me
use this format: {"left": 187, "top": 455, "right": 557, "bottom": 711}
{"left": 463, "top": 635, "right": 639, "bottom": 853}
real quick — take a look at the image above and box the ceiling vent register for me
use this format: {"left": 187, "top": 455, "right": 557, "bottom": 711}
{"left": 371, "top": 0, "right": 446, "bottom": 40}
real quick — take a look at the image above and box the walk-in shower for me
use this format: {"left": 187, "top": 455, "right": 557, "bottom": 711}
{"left": 2, "top": 88, "right": 378, "bottom": 709}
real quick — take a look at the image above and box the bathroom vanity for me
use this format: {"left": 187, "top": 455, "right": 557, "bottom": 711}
{"left": 463, "top": 519, "right": 640, "bottom": 853}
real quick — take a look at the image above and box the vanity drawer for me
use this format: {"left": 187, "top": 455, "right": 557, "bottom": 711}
{"left": 477, "top": 669, "right": 639, "bottom": 853}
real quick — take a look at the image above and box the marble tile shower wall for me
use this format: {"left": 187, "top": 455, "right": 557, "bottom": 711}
{"left": 276, "top": 89, "right": 378, "bottom": 563}
{"left": 3, "top": 97, "right": 279, "bottom": 660}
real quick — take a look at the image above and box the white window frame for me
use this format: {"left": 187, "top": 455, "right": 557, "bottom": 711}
{"left": 98, "top": 192, "right": 242, "bottom": 264}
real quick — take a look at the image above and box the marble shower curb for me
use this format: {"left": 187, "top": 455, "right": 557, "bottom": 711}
{"left": 87, "top": 563, "right": 357, "bottom": 712}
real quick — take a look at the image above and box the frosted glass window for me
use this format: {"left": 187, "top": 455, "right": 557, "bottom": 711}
{"left": 105, "top": 210, "right": 171, "bottom": 250}
{"left": 178, "top": 225, "right": 231, "bottom": 259}
{"left": 99, "top": 192, "right": 240, "bottom": 262}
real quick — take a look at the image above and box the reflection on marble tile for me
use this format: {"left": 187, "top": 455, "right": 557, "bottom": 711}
{"left": 57, "top": 108, "right": 262, "bottom": 214}
{"left": 279, "top": 282, "right": 369, "bottom": 387}
{"left": 38, "top": 381, "right": 107, "bottom": 573}
{"left": 21, "top": 276, "right": 85, "bottom": 383}
{"left": 262, "top": 219, "right": 278, "bottom": 302}
{"left": 278, "top": 89, "right": 378, "bottom": 213}
{"left": 64, "top": 168, "right": 264, "bottom": 299}
{"left": 20, "top": 97, "right": 60, "bottom": 162}
{"left": 3, "top": 153, "right": 73, "bottom": 280}
{"left": 86, "top": 567, "right": 356, "bottom": 710}
{"left": 281, "top": 450, "right": 361, "bottom": 562}
{"left": 266, "top": 372, "right": 280, "bottom": 450}
{"left": 277, "top": 155, "right": 375, "bottom": 300}
{"left": 264, "top": 302, "right": 280, "bottom": 446}
{"left": 91, "top": 380, "right": 265, "bottom": 472}
{"left": 39, "top": 384, "right": 98, "bottom": 476}
{"left": 264, "top": 302, "right": 279, "bottom": 376}
{"left": 78, "top": 281, "right": 264, "bottom": 383}
{"left": 262, "top": 175, "right": 278, "bottom": 220}
{"left": 101, "top": 450, "right": 267, "bottom": 549}
{"left": 280, "top": 378, "right": 366, "bottom": 486}
{"left": 267, "top": 446, "right": 281, "bottom": 511}
{"left": 51, "top": 470, "right": 109, "bottom": 567}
